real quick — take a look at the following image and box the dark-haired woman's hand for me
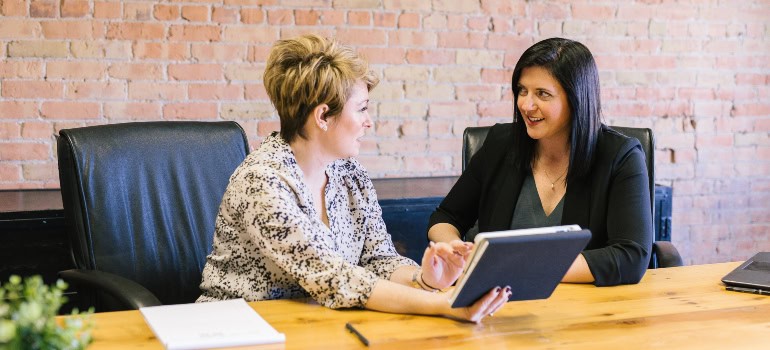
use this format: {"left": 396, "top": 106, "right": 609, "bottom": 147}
{"left": 421, "top": 240, "right": 473, "bottom": 290}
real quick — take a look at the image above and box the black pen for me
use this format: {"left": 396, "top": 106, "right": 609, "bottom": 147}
{"left": 345, "top": 322, "right": 370, "bottom": 346}
{"left": 725, "top": 286, "right": 770, "bottom": 295}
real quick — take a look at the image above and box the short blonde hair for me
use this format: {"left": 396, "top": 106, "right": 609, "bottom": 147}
{"left": 263, "top": 34, "right": 379, "bottom": 143}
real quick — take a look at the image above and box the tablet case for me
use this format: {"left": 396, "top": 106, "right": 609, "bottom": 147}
{"left": 449, "top": 225, "right": 591, "bottom": 308}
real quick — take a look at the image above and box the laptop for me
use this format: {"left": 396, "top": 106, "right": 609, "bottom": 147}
{"left": 721, "top": 252, "right": 770, "bottom": 295}
{"left": 449, "top": 224, "right": 592, "bottom": 308}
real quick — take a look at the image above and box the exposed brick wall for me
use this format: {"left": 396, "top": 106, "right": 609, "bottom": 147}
{"left": 0, "top": 0, "right": 768, "bottom": 265}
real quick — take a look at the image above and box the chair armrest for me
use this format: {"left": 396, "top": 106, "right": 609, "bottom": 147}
{"left": 652, "top": 241, "right": 684, "bottom": 268}
{"left": 58, "top": 269, "right": 162, "bottom": 310}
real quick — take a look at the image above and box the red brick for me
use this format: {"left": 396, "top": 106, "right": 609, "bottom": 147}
{"left": 189, "top": 83, "right": 243, "bottom": 100}
{"left": 128, "top": 82, "right": 186, "bottom": 100}
{"left": 373, "top": 12, "right": 396, "bottom": 27}
{"left": 0, "top": 164, "right": 22, "bottom": 182}
{"left": 106, "top": 23, "right": 164, "bottom": 40}
{"left": 429, "top": 102, "right": 477, "bottom": 118}
{"left": 169, "top": 25, "right": 221, "bottom": 42}
{"left": 403, "top": 155, "right": 452, "bottom": 173}
{"left": 163, "top": 103, "right": 218, "bottom": 119}
{"left": 458, "top": 85, "right": 500, "bottom": 102}
{"left": 191, "top": 43, "right": 246, "bottom": 62}
{"left": 358, "top": 47, "right": 405, "bottom": 64}
{"left": 21, "top": 121, "right": 52, "bottom": 139}
{"left": 437, "top": 32, "right": 486, "bottom": 49}
{"left": 319, "top": 10, "right": 345, "bottom": 25}
{"left": 358, "top": 155, "right": 402, "bottom": 175}
{"left": 256, "top": 119, "right": 280, "bottom": 138}
{"left": 212, "top": 7, "right": 238, "bottom": 23}
{"left": 0, "top": 101, "right": 39, "bottom": 119}
{"left": 397, "top": 13, "right": 420, "bottom": 28}
{"left": 266, "top": 8, "right": 292, "bottom": 25}
{"left": 0, "top": 122, "right": 21, "bottom": 139}
{"left": 388, "top": 30, "right": 437, "bottom": 47}
{"left": 41, "top": 101, "right": 100, "bottom": 119}
{"left": 30, "top": 0, "right": 57, "bottom": 18}
{"left": 348, "top": 11, "right": 371, "bottom": 26}
{"left": 181, "top": 5, "right": 209, "bottom": 21}
{"left": 0, "top": 61, "right": 43, "bottom": 79}
{"left": 247, "top": 45, "right": 271, "bottom": 62}
{"left": 0, "top": 19, "right": 38, "bottom": 39}
{"left": 154, "top": 4, "right": 180, "bottom": 20}
{"left": 66, "top": 81, "right": 127, "bottom": 100}
{"left": 168, "top": 63, "right": 223, "bottom": 81}
{"left": 94, "top": 2, "right": 121, "bottom": 19}
{"left": 8, "top": 41, "right": 69, "bottom": 58}
{"left": 379, "top": 139, "right": 427, "bottom": 155}
{"left": 0, "top": 143, "right": 49, "bottom": 160}
{"left": 104, "top": 102, "right": 162, "bottom": 120}
{"left": 223, "top": 26, "right": 278, "bottom": 44}
{"left": 241, "top": 8, "right": 264, "bottom": 24}
{"left": 482, "top": 0, "right": 525, "bottom": 15}
{"left": 478, "top": 101, "right": 512, "bottom": 118}
{"left": 47, "top": 61, "right": 107, "bottom": 79}
{"left": 337, "top": 28, "right": 386, "bottom": 46}
{"left": 41, "top": 21, "right": 95, "bottom": 39}
{"left": 2, "top": 81, "right": 63, "bottom": 99}
{"left": 60, "top": 0, "right": 88, "bottom": 17}
{"left": 295, "top": 9, "right": 321, "bottom": 25}
{"left": 406, "top": 49, "right": 454, "bottom": 65}
{"left": 23, "top": 163, "right": 58, "bottom": 181}
{"left": 1, "top": 0, "right": 28, "bottom": 16}
{"left": 108, "top": 63, "right": 164, "bottom": 80}
{"left": 442, "top": 15, "right": 464, "bottom": 30}
{"left": 244, "top": 84, "right": 269, "bottom": 100}
{"left": 572, "top": 4, "right": 616, "bottom": 20}
{"left": 134, "top": 42, "right": 191, "bottom": 60}
{"left": 480, "top": 68, "right": 512, "bottom": 84}
{"left": 123, "top": 3, "right": 152, "bottom": 20}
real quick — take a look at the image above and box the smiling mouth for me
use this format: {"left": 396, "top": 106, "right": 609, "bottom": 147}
{"left": 527, "top": 116, "right": 544, "bottom": 122}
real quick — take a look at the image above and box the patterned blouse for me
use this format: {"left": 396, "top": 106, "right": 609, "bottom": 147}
{"left": 197, "top": 133, "right": 417, "bottom": 308}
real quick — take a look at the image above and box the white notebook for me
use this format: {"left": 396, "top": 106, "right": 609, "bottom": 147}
{"left": 140, "top": 298, "right": 285, "bottom": 350}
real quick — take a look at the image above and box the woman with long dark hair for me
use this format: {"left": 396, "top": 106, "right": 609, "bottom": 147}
{"left": 428, "top": 38, "right": 653, "bottom": 286}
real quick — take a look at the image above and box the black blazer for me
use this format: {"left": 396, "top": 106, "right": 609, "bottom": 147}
{"left": 429, "top": 123, "right": 653, "bottom": 286}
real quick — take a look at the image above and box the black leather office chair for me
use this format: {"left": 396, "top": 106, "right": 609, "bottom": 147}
{"left": 57, "top": 121, "right": 249, "bottom": 311}
{"left": 462, "top": 125, "right": 683, "bottom": 269}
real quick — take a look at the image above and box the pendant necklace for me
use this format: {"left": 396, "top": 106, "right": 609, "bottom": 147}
{"left": 543, "top": 166, "right": 568, "bottom": 190}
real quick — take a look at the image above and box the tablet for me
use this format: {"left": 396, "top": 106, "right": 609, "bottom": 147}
{"left": 449, "top": 225, "right": 591, "bottom": 308}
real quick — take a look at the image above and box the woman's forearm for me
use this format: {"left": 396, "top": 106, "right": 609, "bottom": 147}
{"left": 428, "top": 223, "right": 462, "bottom": 243}
{"left": 365, "top": 279, "right": 447, "bottom": 316}
{"left": 561, "top": 253, "right": 595, "bottom": 283}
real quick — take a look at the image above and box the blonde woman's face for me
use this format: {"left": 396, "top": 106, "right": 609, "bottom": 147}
{"left": 326, "top": 80, "right": 372, "bottom": 159}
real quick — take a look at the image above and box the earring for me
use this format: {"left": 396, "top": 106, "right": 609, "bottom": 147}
{"left": 320, "top": 124, "right": 327, "bottom": 131}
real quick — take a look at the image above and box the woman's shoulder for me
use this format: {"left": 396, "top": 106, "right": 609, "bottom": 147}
{"left": 331, "top": 157, "right": 373, "bottom": 188}
{"left": 230, "top": 134, "right": 297, "bottom": 184}
{"left": 596, "top": 125, "right": 644, "bottom": 162}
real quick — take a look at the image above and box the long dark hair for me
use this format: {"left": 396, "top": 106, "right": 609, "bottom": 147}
{"left": 510, "top": 38, "right": 602, "bottom": 181}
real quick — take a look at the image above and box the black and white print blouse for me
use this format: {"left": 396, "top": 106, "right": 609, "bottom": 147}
{"left": 197, "top": 133, "right": 417, "bottom": 308}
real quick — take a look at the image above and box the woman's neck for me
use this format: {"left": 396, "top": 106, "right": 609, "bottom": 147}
{"left": 289, "top": 137, "right": 331, "bottom": 187}
{"left": 535, "top": 136, "right": 570, "bottom": 165}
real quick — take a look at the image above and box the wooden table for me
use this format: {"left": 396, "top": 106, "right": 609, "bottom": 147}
{"left": 76, "top": 262, "right": 769, "bottom": 349}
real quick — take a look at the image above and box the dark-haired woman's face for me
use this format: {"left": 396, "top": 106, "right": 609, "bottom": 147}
{"left": 516, "top": 66, "right": 571, "bottom": 144}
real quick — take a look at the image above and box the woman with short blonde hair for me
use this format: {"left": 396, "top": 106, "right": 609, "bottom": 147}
{"left": 199, "top": 34, "right": 509, "bottom": 323}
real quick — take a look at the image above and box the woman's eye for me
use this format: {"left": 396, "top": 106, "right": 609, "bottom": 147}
{"left": 518, "top": 89, "right": 527, "bottom": 96}
{"left": 538, "top": 91, "right": 551, "bottom": 98}
{"left": 359, "top": 106, "right": 368, "bottom": 112}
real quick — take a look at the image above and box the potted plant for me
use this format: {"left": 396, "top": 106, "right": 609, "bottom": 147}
{"left": 0, "top": 275, "right": 93, "bottom": 349}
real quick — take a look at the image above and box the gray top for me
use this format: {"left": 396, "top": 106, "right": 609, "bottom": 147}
{"left": 510, "top": 173, "right": 564, "bottom": 229}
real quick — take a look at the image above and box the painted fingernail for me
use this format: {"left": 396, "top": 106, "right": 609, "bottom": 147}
{"left": 494, "top": 287, "right": 501, "bottom": 293}
{"left": 504, "top": 286, "right": 511, "bottom": 293}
